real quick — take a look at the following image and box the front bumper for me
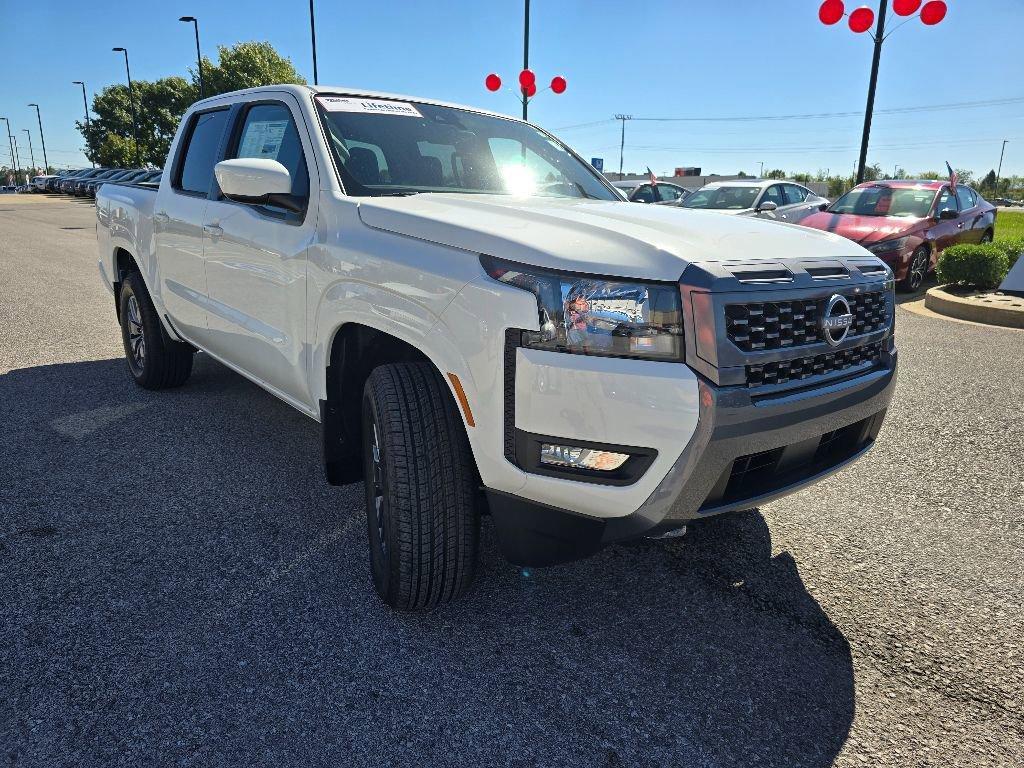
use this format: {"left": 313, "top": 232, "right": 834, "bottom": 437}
{"left": 487, "top": 351, "right": 896, "bottom": 566}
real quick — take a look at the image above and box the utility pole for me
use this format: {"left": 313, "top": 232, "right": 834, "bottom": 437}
{"left": 759, "top": 161, "right": 765, "bottom": 177}
{"left": 309, "top": 0, "right": 319, "bottom": 85}
{"left": 27, "top": 104, "right": 48, "bottom": 172}
{"left": 615, "top": 114, "right": 632, "bottom": 179}
{"left": 995, "top": 139, "right": 1009, "bottom": 190}
{"left": 22, "top": 129, "right": 36, "bottom": 173}
{"left": 856, "top": 0, "right": 888, "bottom": 184}
{"left": 522, "top": 0, "right": 530, "bottom": 120}
{"left": 12, "top": 135, "right": 21, "bottom": 183}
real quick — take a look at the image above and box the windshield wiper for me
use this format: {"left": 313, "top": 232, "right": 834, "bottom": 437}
{"left": 375, "top": 191, "right": 420, "bottom": 197}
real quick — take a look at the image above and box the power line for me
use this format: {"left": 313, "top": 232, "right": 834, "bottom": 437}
{"left": 556, "top": 96, "right": 1024, "bottom": 131}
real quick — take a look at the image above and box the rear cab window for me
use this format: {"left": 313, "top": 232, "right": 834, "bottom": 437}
{"left": 173, "top": 108, "right": 230, "bottom": 196}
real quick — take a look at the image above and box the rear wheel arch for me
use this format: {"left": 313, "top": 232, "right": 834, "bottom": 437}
{"left": 112, "top": 247, "right": 139, "bottom": 321}
{"left": 321, "top": 323, "right": 478, "bottom": 486}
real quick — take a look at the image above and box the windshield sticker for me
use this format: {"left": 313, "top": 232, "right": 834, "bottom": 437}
{"left": 238, "top": 120, "right": 289, "bottom": 160}
{"left": 316, "top": 96, "right": 423, "bottom": 118}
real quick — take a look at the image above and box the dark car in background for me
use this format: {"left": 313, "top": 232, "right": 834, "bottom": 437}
{"left": 798, "top": 180, "right": 997, "bottom": 291}
{"left": 54, "top": 169, "right": 91, "bottom": 192}
{"left": 88, "top": 168, "right": 150, "bottom": 198}
{"left": 611, "top": 179, "right": 691, "bottom": 206}
{"left": 61, "top": 168, "right": 107, "bottom": 193}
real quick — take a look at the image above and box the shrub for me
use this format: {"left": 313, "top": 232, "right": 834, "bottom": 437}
{"left": 992, "top": 236, "right": 1024, "bottom": 270}
{"left": 936, "top": 244, "right": 1009, "bottom": 290}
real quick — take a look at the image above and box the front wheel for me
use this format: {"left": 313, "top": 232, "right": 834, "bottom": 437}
{"left": 119, "top": 271, "right": 194, "bottom": 389}
{"left": 362, "top": 362, "right": 479, "bottom": 610}
{"left": 899, "top": 245, "right": 930, "bottom": 292}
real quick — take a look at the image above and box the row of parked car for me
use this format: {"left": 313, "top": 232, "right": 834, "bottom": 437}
{"left": 612, "top": 175, "right": 998, "bottom": 292}
{"left": 31, "top": 167, "right": 163, "bottom": 199}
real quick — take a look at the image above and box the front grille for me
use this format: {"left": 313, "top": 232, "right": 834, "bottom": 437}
{"left": 746, "top": 341, "right": 883, "bottom": 388}
{"left": 725, "top": 290, "right": 887, "bottom": 351}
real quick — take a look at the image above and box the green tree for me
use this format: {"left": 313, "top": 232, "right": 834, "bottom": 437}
{"left": 77, "top": 41, "right": 305, "bottom": 168}
{"left": 197, "top": 41, "right": 306, "bottom": 96}
{"left": 919, "top": 170, "right": 941, "bottom": 180}
{"left": 765, "top": 168, "right": 786, "bottom": 179}
{"left": 78, "top": 77, "right": 197, "bottom": 167}
{"left": 980, "top": 169, "right": 997, "bottom": 192}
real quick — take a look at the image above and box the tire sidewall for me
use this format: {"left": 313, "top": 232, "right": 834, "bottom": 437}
{"left": 119, "top": 276, "right": 148, "bottom": 383}
{"left": 362, "top": 386, "right": 394, "bottom": 601}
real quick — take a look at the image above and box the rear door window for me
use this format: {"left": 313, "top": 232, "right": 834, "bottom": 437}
{"left": 956, "top": 185, "right": 976, "bottom": 210}
{"left": 784, "top": 185, "right": 809, "bottom": 204}
{"left": 936, "top": 188, "right": 959, "bottom": 216}
{"left": 761, "top": 185, "right": 785, "bottom": 207}
{"left": 175, "top": 109, "right": 229, "bottom": 195}
{"left": 656, "top": 184, "right": 685, "bottom": 202}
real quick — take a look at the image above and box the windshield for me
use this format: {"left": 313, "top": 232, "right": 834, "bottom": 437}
{"left": 681, "top": 186, "right": 759, "bottom": 210}
{"left": 315, "top": 96, "right": 617, "bottom": 200}
{"left": 828, "top": 186, "right": 936, "bottom": 218}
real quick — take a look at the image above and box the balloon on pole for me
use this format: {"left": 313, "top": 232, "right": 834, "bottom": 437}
{"left": 848, "top": 6, "right": 875, "bottom": 33}
{"left": 485, "top": 73, "right": 502, "bottom": 92}
{"left": 920, "top": 0, "right": 947, "bottom": 25}
{"left": 892, "top": 0, "right": 921, "bottom": 16}
{"left": 818, "top": 0, "right": 845, "bottom": 25}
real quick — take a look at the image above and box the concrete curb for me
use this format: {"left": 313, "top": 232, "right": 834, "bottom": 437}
{"left": 924, "top": 286, "right": 1024, "bottom": 329}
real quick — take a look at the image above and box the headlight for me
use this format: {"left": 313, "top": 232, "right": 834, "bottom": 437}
{"left": 868, "top": 237, "right": 911, "bottom": 255}
{"left": 481, "top": 255, "right": 685, "bottom": 361}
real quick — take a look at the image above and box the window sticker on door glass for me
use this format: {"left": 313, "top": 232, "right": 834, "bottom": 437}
{"left": 239, "top": 120, "right": 289, "bottom": 160}
{"left": 316, "top": 96, "right": 422, "bottom": 118}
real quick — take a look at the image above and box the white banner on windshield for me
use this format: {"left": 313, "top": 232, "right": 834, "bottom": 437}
{"left": 316, "top": 96, "right": 423, "bottom": 118}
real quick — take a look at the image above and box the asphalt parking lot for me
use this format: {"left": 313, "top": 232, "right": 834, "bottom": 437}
{"left": 2, "top": 195, "right": 1022, "bottom": 767}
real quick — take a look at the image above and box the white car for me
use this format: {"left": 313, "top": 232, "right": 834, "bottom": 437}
{"left": 682, "top": 179, "right": 830, "bottom": 223}
{"left": 96, "top": 85, "right": 897, "bottom": 610}
{"left": 32, "top": 174, "right": 59, "bottom": 192}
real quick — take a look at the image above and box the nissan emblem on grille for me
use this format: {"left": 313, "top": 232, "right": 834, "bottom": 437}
{"left": 821, "top": 294, "right": 854, "bottom": 346}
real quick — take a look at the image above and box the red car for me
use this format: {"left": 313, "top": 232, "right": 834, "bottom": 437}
{"left": 799, "top": 180, "right": 997, "bottom": 291}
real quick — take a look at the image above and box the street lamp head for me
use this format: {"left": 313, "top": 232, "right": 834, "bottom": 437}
{"left": 179, "top": 15, "right": 196, "bottom": 22}
{"left": 28, "top": 103, "right": 38, "bottom": 108}
{"left": 112, "top": 47, "right": 126, "bottom": 52}
{"left": 72, "top": 80, "right": 84, "bottom": 85}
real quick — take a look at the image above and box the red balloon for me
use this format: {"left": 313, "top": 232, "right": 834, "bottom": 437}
{"left": 892, "top": 0, "right": 921, "bottom": 16}
{"left": 484, "top": 73, "right": 502, "bottom": 92}
{"left": 920, "top": 0, "right": 947, "bottom": 25}
{"left": 848, "top": 6, "right": 875, "bottom": 32}
{"left": 524, "top": 82, "right": 537, "bottom": 98}
{"left": 518, "top": 69, "right": 536, "bottom": 89}
{"left": 550, "top": 75, "right": 567, "bottom": 94}
{"left": 818, "top": 0, "right": 844, "bottom": 25}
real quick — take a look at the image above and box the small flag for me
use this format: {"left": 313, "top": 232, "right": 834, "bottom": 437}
{"left": 647, "top": 166, "right": 658, "bottom": 186}
{"left": 946, "top": 161, "right": 959, "bottom": 194}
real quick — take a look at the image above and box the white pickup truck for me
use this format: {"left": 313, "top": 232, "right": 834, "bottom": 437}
{"left": 96, "top": 85, "right": 897, "bottom": 610}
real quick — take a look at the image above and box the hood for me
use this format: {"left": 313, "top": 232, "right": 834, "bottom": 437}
{"left": 800, "top": 211, "right": 924, "bottom": 246}
{"left": 356, "top": 194, "right": 864, "bottom": 282}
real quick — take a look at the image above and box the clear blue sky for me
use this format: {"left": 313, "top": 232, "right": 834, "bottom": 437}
{"left": 1, "top": 0, "right": 1021, "bottom": 177}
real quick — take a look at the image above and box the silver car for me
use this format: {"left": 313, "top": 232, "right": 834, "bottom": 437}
{"left": 611, "top": 179, "right": 691, "bottom": 206}
{"left": 681, "top": 179, "right": 829, "bottom": 223}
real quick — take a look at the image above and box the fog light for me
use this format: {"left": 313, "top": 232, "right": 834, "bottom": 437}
{"left": 540, "top": 444, "right": 630, "bottom": 471}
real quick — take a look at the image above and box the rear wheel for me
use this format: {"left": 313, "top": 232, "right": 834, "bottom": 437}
{"left": 119, "top": 271, "right": 193, "bottom": 389}
{"left": 900, "top": 245, "right": 930, "bottom": 292}
{"left": 362, "top": 362, "right": 479, "bottom": 610}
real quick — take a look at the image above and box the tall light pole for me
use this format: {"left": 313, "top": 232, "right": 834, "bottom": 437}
{"left": 995, "top": 140, "right": 1009, "bottom": 190}
{"left": 0, "top": 117, "right": 17, "bottom": 176}
{"left": 759, "top": 161, "right": 765, "bottom": 177}
{"left": 112, "top": 47, "right": 142, "bottom": 166}
{"left": 72, "top": 81, "right": 95, "bottom": 168}
{"left": 614, "top": 114, "right": 632, "bottom": 179}
{"left": 179, "top": 17, "right": 205, "bottom": 98}
{"left": 522, "top": 0, "right": 530, "bottom": 120}
{"left": 818, "top": 1, "right": 948, "bottom": 184}
{"left": 27, "top": 104, "right": 49, "bottom": 172}
{"left": 22, "top": 129, "right": 37, "bottom": 173}
{"left": 308, "top": 0, "right": 319, "bottom": 85}
{"left": 12, "top": 135, "right": 21, "bottom": 182}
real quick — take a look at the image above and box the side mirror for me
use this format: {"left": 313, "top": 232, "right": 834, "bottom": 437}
{"left": 756, "top": 201, "right": 778, "bottom": 213}
{"left": 214, "top": 158, "right": 302, "bottom": 213}
{"left": 818, "top": 202, "right": 829, "bottom": 211}
{"left": 938, "top": 208, "right": 959, "bottom": 220}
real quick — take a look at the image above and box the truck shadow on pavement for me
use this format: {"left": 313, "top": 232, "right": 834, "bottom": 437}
{"left": 1, "top": 355, "right": 854, "bottom": 768}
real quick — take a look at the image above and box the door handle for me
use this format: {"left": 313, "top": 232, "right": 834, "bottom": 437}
{"left": 203, "top": 223, "right": 223, "bottom": 236}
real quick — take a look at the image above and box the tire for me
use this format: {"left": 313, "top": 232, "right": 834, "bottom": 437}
{"left": 362, "top": 362, "right": 479, "bottom": 610}
{"left": 899, "top": 245, "right": 930, "bottom": 292}
{"left": 119, "top": 271, "right": 194, "bottom": 390}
